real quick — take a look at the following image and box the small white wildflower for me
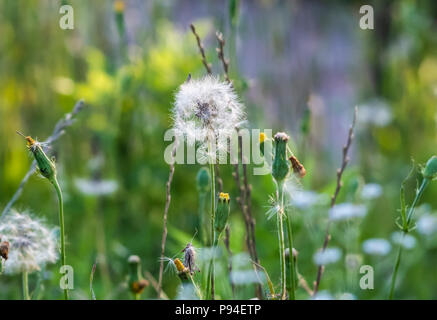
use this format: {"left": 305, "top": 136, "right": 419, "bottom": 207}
{"left": 0, "top": 210, "right": 58, "bottom": 274}
{"left": 329, "top": 203, "right": 367, "bottom": 221}
{"left": 290, "top": 190, "right": 328, "bottom": 209}
{"left": 417, "top": 214, "right": 437, "bottom": 236}
{"left": 391, "top": 232, "right": 416, "bottom": 250}
{"left": 362, "top": 238, "right": 391, "bottom": 256}
{"left": 74, "top": 178, "right": 118, "bottom": 196}
{"left": 313, "top": 247, "right": 342, "bottom": 265}
{"left": 358, "top": 99, "right": 392, "bottom": 127}
{"left": 176, "top": 283, "right": 199, "bottom": 300}
{"left": 172, "top": 76, "right": 246, "bottom": 160}
{"left": 312, "top": 290, "right": 333, "bottom": 300}
{"left": 345, "top": 254, "right": 363, "bottom": 270}
{"left": 231, "top": 252, "right": 251, "bottom": 269}
{"left": 337, "top": 292, "right": 356, "bottom": 300}
{"left": 230, "top": 270, "right": 264, "bottom": 285}
{"left": 361, "top": 183, "right": 383, "bottom": 200}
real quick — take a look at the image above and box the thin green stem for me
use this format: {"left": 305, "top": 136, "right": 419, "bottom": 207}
{"left": 198, "top": 192, "right": 208, "bottom": 246}
{"left": 389, "top": 235, "right": 404, "bottom": 300}
{"left": 389, "top": 178, "right": 429, "bottom": 299}
{"left": 22, "top": 271, "right": 29, "bottom": 300}
{"left": 209, "top": 160, "right": 216, "bottom": 300}
{"left": 285, "top": 210, "right": 296, "bottom": 300}
{"left": 406, "top": 179, "right": 429, "bottom": 226}
{"left": 52, "top": 177, "right": 69, "bottom": 300}
{"left": 277, "top": 182, "right": 286, "bottom": 300}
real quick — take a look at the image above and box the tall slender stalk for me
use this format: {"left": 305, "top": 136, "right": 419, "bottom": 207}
{"left": 209, "top": 160, "right": 216, "bottom": 300}
{"left": 313, "top": 107, "right": 357, "bottom": 295}
{"left": 52, "top": 177, "right": 68, "bottom": 300}
{"left": 285, "top": 209, "right": 296, "bottom": 300}
{"left": 276, "top": 182, "right": 287, "bottom": 300}
{"left": 22, "top": 271, "right": 30, "bottom": 300}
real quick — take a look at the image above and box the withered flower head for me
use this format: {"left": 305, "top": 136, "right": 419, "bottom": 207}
{"left": 289, "top": 155, "right": 306, "bottom": 178}
{"left": 0, "top": 239, "right": 9, "bottom": 260}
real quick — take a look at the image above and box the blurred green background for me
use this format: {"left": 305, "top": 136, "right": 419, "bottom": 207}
{"left": 1, "top": 0, "right": 437, "bottom": 300}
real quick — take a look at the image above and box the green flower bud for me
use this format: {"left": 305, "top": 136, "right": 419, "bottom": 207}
{"left": 259, "top": 132, "right": 267, "bottom": 157}
{"left": 128, "top": 255, "right": 149, "bottom": 297}
{"left": 272, "top": 132, "right": 290, "bottom": 183}
{"left": 196, "top": 167, "right": 210, "bottom": 193}
{"left": 17, "top": 132, "right": 57, "bottom": 182}
{"left": 214, "top": 193, "right": 230, "bottom": 239}
{"left": 423, "top": 156, "right": 437, "bottom": 180}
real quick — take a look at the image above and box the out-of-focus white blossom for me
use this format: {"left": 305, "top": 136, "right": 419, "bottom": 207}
{"left": 329, "top": 203, "right": 367, "bottom": 221}
{"left": 290, "top": 190, "right": 328, "bottom": 209}
{"left": 172, "top": 76, "right": 246, "bottom": 160}
{"left": 358, "top": 99, "right": 392, "bottom": 127}
{"left": 390, "top": 232, "right": 416, "bottom": 250}
{"left": 361, "top": 183, "right": 383, "bottom": 200}
{"left": 230, "top": 270, "right": 264, "bottom": 285}
{"left": 362, "top": 238, "right": 391, "bottom": 256}
{"left": 74, "top": 178, "right": 118, "bottom": 196}
{"left": 0, "top": 210, "right": 58, "bottom": 274}
{"left": 417, "top": 214, "right": 437, "bottom": 236}
{"left": 312, "top": 290, "right": 333, "bottom": 300}
{"left": 345, "top": 254, "right": 363, "bottom": 270}
{"left": 337, "top": 292, "right": 356, "bottom": 300}
{"left": 313, "top": 247, "right": 342, "bottom": 265}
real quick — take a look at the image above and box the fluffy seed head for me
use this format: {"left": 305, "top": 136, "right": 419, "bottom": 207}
{"left": 172, "top": 76, "right": 246, "bottom": 159}
{"left": 0, "top": 210, "right": 58, "bottom": 274}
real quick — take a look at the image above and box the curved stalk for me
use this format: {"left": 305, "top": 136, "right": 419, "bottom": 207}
{"left": 52, "top": 177, "right": 68, "bottom": 300}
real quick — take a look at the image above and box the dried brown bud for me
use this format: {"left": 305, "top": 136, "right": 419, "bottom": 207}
{"left": 0, "top": 241, "right": 9, "bottom": 260}
{"left": 289, "top": 155, "right": 306, "bottom": 178}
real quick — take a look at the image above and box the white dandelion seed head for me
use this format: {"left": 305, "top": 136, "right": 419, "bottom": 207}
{"left": 0, "top": 210, "right": 59, "bottom": 274}
{"left": 329, "top": 203, "right": 367, "bottom": 221}
{"left": 360, "top": 183, "right": 383, "bottom": 200}
{"left": 391, "top": 232, "right": 416, "bottom": 250}
{"left": 172, "top": 76, "right": 246, "bottom": 158}
{"left": 313, "top": 247, "right": 342, "bottom": 266}
{"left": 362, "top": 238, "right": 391, "bottom": 256}
{"left": 417, "top": 213, "right": 437, "bottom": 236}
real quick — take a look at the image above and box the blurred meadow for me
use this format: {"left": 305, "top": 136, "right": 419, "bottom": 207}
{"left": 1, "top": 0, "right": 437, "bottom": 300}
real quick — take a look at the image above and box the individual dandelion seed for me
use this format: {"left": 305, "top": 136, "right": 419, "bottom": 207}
{"left": 172, "top": 76, "right": 246, "bottom": 160}
{"left": 0, "top": 210, "right": 58, "bottom": 275}
{"left": 182, "top": 243, "right": 200, "bottom": 275}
